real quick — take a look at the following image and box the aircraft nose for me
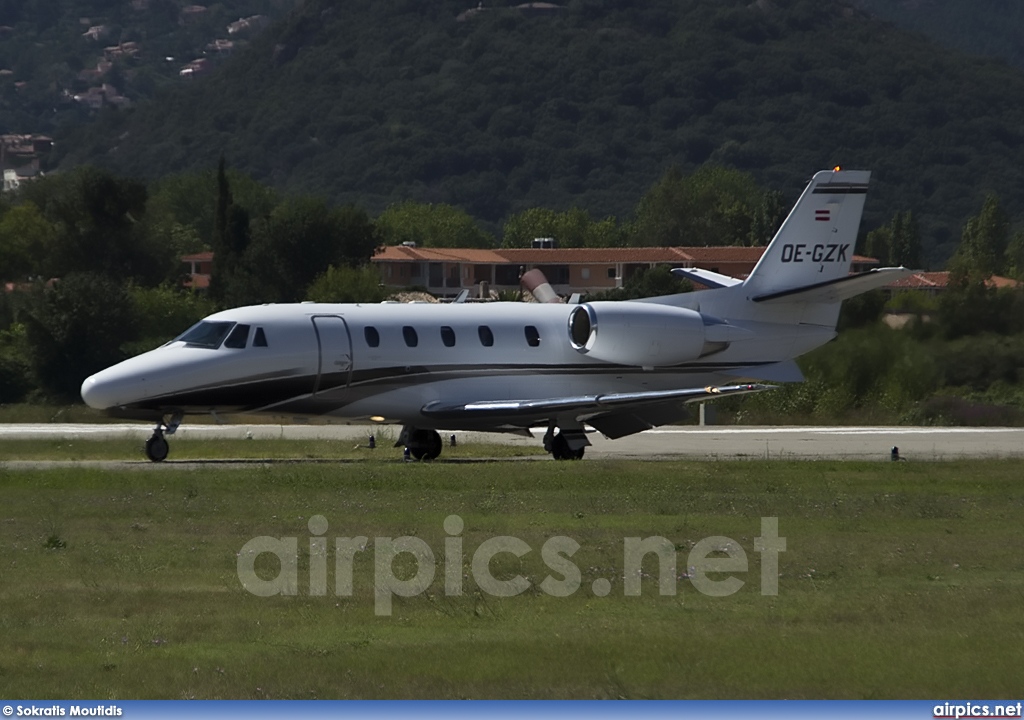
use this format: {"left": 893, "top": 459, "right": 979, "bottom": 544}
{"left": 81, "top": 369, "right": 146, "bottom": 410}
{"left": 81, "top": 373, "right": 115, "bottom": 410}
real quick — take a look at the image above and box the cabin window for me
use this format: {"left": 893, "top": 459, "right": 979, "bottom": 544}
{"left": 478, "top": 325, "right": 494, "bottom": 347}
{"left": 253, "top": 327, "right": 268, "bottom": 347}
{"left": 403, "top": 326, "right": 419, "bottom": 347}
{"left": 441, "top": 326, "right": 456, "bottom": 347}
{"left": 364, "top": 326, "right": 380, "bottom": 347}
{"left": 175, "top": 321, "right": 235, "bottom": 349}
{"left": 524, "top": 325, "right": 540, "bottom": 347}
{"left": 224, "top": 323, "right": 250, "bottom": 349}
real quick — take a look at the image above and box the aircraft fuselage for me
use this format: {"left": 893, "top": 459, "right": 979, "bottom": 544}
{"left": 82, "top": 301, "right": 797, "bottom": 432}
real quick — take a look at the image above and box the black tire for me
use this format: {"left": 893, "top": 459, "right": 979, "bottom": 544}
{"left": 145, "top": 434, "right": 169, "bottom": 462}
{"left": 551, "top": 433, "right": 584, "bottom": 461}
{"left": 423, "top": 430, "right": 443, "bottom": 460}
{"left": 409, "top": 429, "right": 443, "bottom": 461}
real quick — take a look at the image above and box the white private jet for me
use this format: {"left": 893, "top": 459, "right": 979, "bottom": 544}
{"left": 81, "top": 168, "right": 909, "bottom": 462}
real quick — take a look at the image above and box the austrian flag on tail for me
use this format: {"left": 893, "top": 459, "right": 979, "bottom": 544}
{"left": 815, "top": 209, "right": 830, "bottom": 222}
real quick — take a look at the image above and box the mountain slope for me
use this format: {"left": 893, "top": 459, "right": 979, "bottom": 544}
{"left": 59, "top": 0, "right": 1024, "bottom": 263}
{"left": 0, "top": 0, "right": 293, "bottom": 135}
{"left": 854, "top": 0, "right": 1024, "bottom": 71}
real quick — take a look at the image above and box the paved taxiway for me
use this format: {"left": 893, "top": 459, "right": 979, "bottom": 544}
{"left": 1, "top": 423, "right": 1023, "bottom": 462}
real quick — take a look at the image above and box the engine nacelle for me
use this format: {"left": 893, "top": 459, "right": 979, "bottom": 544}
{"left": 568, "top": 302, "right": 708, "bottom": 367}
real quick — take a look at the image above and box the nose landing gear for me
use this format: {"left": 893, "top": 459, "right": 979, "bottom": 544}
{"left": 145, "top": 412, "right": 183, "bottom": 462}
{"left": 145, "top": 432, "right": 169, "bottom": 462}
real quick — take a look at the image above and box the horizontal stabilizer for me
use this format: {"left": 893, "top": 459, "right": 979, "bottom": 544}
{"left": 671, "top": 267, "right": 743, "bottom": 289}
{"left": 752, "top": 267, "right": 912, "bottom": 304}
{"left": 422, "top": 383, "right": 774, "bottom": 419}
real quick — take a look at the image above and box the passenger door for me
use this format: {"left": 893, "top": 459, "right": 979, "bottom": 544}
{"left": 311, "top": 316, "right": 352, "bottom": 394}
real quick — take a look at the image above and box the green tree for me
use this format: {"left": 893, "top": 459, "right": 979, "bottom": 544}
{"left": 209, "top": 157, "right": 249, "bottom": 302}
{"left": 937, "top": 280, "right": 1020, "bottom": 339}
{"left": 502, "top": 208, "right": 561, "bottom": 248}
{"left": 236, "top": 199, "right": 380, "bottom": 304}
{"left": 19, "top": 167, "right": 165, "bottom": 283}
{"left": 0, "top": 203, "right": 56, "bottom": 280}
{"left": 306, "top": 264, "right": 388, "bottom": 304}
{"left": 628, "top": 165, "right": 761, "bottom": 247}
{"left": 938, "top": 194, "right": 1017, "bottom": 339}
{"left": 889, "top": 210, "right": 921, "bottom": 268}
{"left": 836, "top": 289, "right": 887, "bottom": 331}
{"left": 147, "top": 167, "right": 277, "bottom": 275}
{"left": 863, "top": 211, "right": 922, "bottom": 267}
{"left": 126, "top": 284, "right": 218, "bottom": 354}
{"left": 950, "top": 194, "right": 1009, "bottom": 279}
{"left": 586, "top": 265, "right": 691, "bottom": 300}
{"left": 376, "top": 201, "right": 493, "bottom": 248}
{"left": 1005, "top": 230, "right": 1024, "bottom": 279}
{"left": 0, "top": 321, "right": 32, "bottom": 403}
{"left": 748, "top": 189, "right": 785, "bottom": 246}
{"left": 501, "top": 207, "right": 622, "bottom": 248}
{"left": 24, "top": 273, "right": 137, "bottom": 399}
{"left": 862, "top": 224, "right": 892, "bottom": 265}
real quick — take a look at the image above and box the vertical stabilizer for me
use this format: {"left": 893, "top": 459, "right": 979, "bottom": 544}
{"left": 641, "top": 168, "right": 893, "bottom": 331}
{"left": 742, "top": 169, "right": 869, "bottom": 296}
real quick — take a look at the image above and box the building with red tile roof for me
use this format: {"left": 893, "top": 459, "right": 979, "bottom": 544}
{"left": 372, "top": 244, "right": 879, "bottom": 295}
{"left": 885, "top": 271, "right": 1021, "bottom": 294}
{"left": 180, "top": 245, "right": 890, "bottom": 297}
{"left": 182, "top": 251, "right": 213, "bottom": 290}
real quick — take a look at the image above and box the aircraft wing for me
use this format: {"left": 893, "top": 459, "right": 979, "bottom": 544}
{"left": 420, "top": 382, "right": 772, "bottom": 420}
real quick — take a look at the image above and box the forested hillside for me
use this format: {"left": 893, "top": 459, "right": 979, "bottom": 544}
{"left": 54, "top": 0, "right": 1024, "bottom": 265}
{"left": 854, "top": 0, "right": 1024, "bottom": 71}
{"left": 0, "top": 0, "right": 293, "bottom": 135}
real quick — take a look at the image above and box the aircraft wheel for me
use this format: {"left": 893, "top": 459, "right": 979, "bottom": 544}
{"left": 145, "top": 433, "right": 169, "bottom": 462}
{"left": 409, "top": 429, "right": 443, "bottom": 461}
{"left": 551, "top": 433, "right": 584, "bottom": 461}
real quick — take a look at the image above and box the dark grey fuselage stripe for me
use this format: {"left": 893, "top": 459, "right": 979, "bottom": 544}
{"left": 112, "top": 360, "right": 771, "bottom": 415}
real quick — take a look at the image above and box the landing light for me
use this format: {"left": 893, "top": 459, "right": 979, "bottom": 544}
{"left": 370, "top": 416, "right": 386, "bottom": 422}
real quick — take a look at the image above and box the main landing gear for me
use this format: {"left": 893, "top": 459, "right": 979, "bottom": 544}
{"left": 394, "top": 423, "right": 588, "bottom": 461}
{"left": 145, "top": 412, "right": 182, "bottom": 462}
{"left": 543, "top": 423, "right": 587, "bottom": 461}
{"left": 396, "top": 425, "right": 443, "bottom": 461}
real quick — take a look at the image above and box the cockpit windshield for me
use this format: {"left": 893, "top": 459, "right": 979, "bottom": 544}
{"left": 174, "top": 321, "right": 236, "bottom": 349}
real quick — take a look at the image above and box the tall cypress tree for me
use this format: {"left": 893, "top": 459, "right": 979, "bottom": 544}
{"left": 889, "top": 210, "right": 921, "bottom": 268}
{"left": 208, "top": 156, "right": 252, "bottom": 302}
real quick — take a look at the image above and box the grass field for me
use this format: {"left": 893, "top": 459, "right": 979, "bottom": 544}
{"left": 0, "top": 436, "right": 545, "bottom": 461}
{"left": 1, "top": 458, "right": 1022, "bottom": 699}
{"left": 0, "top": 403, "right": 429, "bottom": 426}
